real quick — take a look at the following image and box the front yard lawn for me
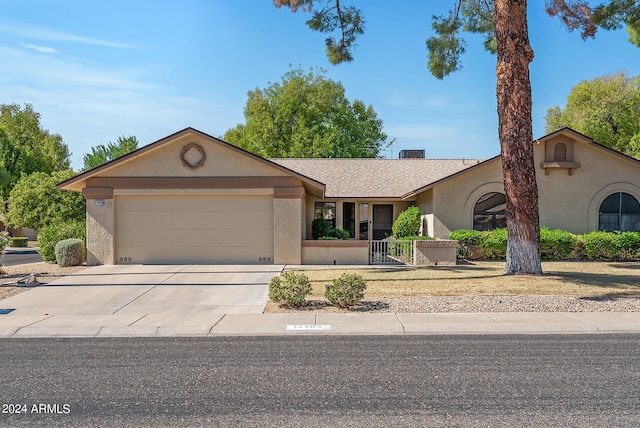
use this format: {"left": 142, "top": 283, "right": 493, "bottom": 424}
{"left": 288, "top": 261, "right": 640, "bottom": 298}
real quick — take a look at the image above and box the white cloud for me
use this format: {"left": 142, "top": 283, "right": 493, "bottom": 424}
{"left": 19, "top": 43, "right": 58, "bottom": 54}
{"left": 0, "top": 21, "right": 137, "bottom": 49}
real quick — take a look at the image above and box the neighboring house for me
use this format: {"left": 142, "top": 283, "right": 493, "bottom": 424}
{"left": 58, "top": 127, "right": 640, "bottom": 266}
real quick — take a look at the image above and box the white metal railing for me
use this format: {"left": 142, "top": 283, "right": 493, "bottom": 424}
{"left": 369, "top": 239, "right": 414, "bottom": 265}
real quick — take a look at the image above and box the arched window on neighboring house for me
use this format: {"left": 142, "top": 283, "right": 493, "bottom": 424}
{"left": 598, "top": 192, "right": 640, "bottom": 232}
{"left": 473, "top": 192, "right": 507, "bottom": 231}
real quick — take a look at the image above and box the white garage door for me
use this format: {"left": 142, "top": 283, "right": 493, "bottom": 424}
{"left": 115, "top": 194, "right": 274, "bottom": 264}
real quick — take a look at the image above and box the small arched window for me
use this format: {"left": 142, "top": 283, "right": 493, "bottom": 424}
{"left": 473, "top": 192, "right": 507, "bottom": 231}
{"left": 598, "top": 192, "right": 640, "bottom": 232}
{"left": 553, "top": 142, "right": 567, "bottom": 162}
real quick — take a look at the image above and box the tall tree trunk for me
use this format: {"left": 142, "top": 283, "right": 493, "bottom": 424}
{"left": 494, "top": 0, "right": 542, "bottom": 275}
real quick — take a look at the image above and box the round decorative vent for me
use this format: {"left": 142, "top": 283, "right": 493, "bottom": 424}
{"left": 180, "top": 143, "right": 206, "bottom": 169}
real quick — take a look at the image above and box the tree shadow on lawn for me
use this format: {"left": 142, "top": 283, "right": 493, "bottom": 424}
{"left": 607, "top": 261, "right": 640, "bottom": 270}
{"left": 550, "top": 270, "right": 640, "bottom": 294}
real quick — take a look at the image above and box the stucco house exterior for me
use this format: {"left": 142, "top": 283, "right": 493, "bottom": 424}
{"left": 58, "top": 127, "right": 640, "bottom": 266}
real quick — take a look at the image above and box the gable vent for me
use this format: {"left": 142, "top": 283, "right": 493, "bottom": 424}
{"left": 554, "top": 143, "right": 567, "bottom": 162}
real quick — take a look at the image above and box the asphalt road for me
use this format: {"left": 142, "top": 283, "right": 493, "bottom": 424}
{"left": 0, "top": 251, "right": 43, "bottom": 267}
{"left": 1, "top": 335, "right": 639, "bottom": 427}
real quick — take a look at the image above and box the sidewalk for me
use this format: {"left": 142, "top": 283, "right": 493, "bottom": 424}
{"left": 2, "top": 311, "right": 640, "bottom": 338}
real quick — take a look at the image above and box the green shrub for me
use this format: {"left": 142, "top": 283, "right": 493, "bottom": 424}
{"left": 540, "top": 227, "right": 578, "bottom": 260}
{"left": 8, "top": 237, "right": 28, "bottom": 247}
{"left": 614, "top": 232, "right": 640, "bottom": 259}
{"left": 325, "top": 228, "right": 350, "bottom": 240}
{"left": 312, "top": 218, "right": 330, "bottom": 240}
{"left": 400, "top": 235, "right": 433, "bottom": 241}
{"left": 482, "top": 228, "right": 508, "bottom": 259}
{"left": 450, "top": 228, "right": 639, "bottom": 261}
{"left": 325, "top": 273, "right": 367, "bottom": 308}
{"left": 580, "top": 231, "right": 640, "bottom": 260}
{"left": 392, "top": 206, "right": 421, "bottom": 238}
{"left": 268, "top": 271, "right": 312, "bottom": 307}
{"left": 450, "top": 229, "right": 483, "bottom": 258}
{"left": 38, "top": 220, "right": 86, "bottom": 263}
{"left": 581, "top": 231, "right": 619, "bottom": 260}
{"left": 55, "top": 238, "right": 85, "bottom": 267}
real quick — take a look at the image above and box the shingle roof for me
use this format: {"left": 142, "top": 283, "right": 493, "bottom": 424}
{"left": 270, "top": 158, "right": 485, "bottom": 198}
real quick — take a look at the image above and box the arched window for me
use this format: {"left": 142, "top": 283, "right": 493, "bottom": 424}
{"left": 473, "top": 192, "right": 507, "bottom": 231}
{"left": 598, "top": 192, "right": 640, "bottom": 232}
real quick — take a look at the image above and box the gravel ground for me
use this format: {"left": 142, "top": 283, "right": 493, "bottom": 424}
{"left": 0, "top": 262, "right": 87, "bottom": 301}
{"left": 265, "top": 294, "right": 640, "bottom": 313}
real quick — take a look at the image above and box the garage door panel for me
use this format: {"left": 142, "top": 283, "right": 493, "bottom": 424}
{"left": 118, "top": 195, "right": 272, "bottom": 212}
{"left": 118, "top": 210, "right": 273, "bottom": 230}
{"left": 115, "top": 194, "right": 274, "bottom": 264}
{"left": 117, "top": 227, "right": 274, "bottom": 247}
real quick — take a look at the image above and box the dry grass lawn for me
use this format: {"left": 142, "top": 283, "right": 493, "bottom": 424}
{"left": 289, "top": 261, "right": 640, "bottom": 298}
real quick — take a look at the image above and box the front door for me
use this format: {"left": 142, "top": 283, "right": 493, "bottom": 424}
{"left": 372, "top": 204, "right": 393, "bottom": 240}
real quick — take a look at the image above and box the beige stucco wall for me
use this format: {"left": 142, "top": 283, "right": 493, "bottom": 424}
{"left": 274, "top": 197, "right": 303, "bottom": 264}
{"left": 302, "top": 240, "right": 369, "bottom": 264}
{"left": 535, "top": 135, "right": 640, "bottom": 233}
{"left": 100, "top": 133, "right": 288, "bottom": 178}
{"left": 413, "top": 240, "right": 458, "bottom": 266}
{"left": 86, "top": 198, "right": 115, "bottom": 265}
{"left": 418, "top": 132, "right": 640, "bottom": 238}
{"left": 81, "top": 131, "right": 306, "bottom": 265}
{"left": 417, "top": 158, "right": 503, "bottom": 238}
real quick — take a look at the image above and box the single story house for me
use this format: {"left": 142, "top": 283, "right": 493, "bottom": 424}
{"left": 58, "top": 127, "right": 640, "bottom": 265}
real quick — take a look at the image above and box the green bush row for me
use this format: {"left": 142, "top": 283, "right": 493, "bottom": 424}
{"left": 450, "top": 228, "right": 640, "bottom": 261}
{"left": 269, "top": 271, "right": 367, "bottom": 308}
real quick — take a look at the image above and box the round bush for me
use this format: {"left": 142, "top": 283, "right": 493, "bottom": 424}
{"left": 55, "top": 238, "right": 85, "bottom": 267}
{"left": 325, "top": 273, "right": 367, "bottom": 308}
{"left": 269, "top": 271, "right": 312, "bottom": 307}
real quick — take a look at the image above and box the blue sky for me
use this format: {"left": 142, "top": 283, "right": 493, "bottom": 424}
{"left": 2, "top": 1, "right": 640, "bottom": 170}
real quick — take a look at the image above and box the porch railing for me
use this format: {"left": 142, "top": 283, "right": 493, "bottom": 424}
{"left": 369, "top": 239, "right": 414, "bottom": 265}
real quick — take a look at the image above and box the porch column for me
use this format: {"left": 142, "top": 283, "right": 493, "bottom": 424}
{"left": 83, "top": 187, "right": 115, "bottom": 265}
{"left": 273, "top": 187, "right": 304, "bottom": 264}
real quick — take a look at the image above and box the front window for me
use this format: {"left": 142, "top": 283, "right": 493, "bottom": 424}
{"left": 314, "top": 202, "right": 336, "bottom": 229}
{"left": 599, "top": 192, "right": 640, "bottom": 232}
{"left": 343, "top": 202, "right": 355, "bottom": 238}
{"left": 473, "top": 192, "right": 507, "bottom": 231}
{"left": 359, "top": 203, "right": 369, "bottom": 240}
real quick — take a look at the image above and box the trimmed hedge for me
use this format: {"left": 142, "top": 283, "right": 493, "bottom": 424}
{"left": 38, "top": 220, "right": 86, "bottom": 263}
{"left": 8, "top": 237, "right": 28, "bottom": 247}
{"left": 450, "top": 228, "right": 640, "bottom": 261}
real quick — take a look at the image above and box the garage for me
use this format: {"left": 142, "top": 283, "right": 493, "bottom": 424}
{"left": 115, "top": 193, "right": 274, "bottom": 264}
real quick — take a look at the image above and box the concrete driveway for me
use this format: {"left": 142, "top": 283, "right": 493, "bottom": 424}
{"left": 0, "top": 265, "right": 284, "bottom": 316}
